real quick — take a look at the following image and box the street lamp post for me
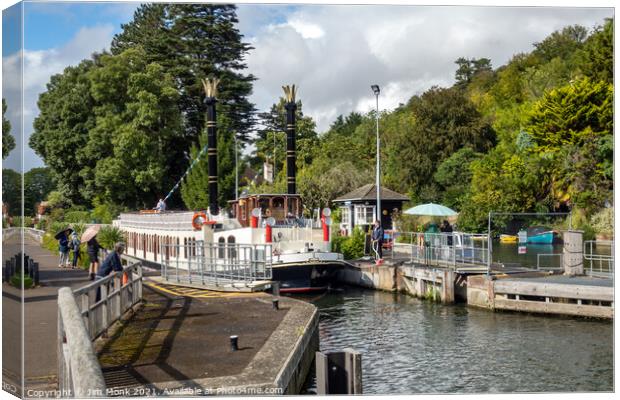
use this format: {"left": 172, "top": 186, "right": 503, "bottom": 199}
{"left": 234, "top": 134, "right": 239, "bottom": 201}
{"left": 371, "top": 84, "right": 381, "bottom": 224}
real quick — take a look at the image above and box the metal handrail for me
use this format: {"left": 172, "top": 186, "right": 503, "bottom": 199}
{"left": 160, "top": 241, "right": 273, "bottom": 286}
{"left": 391, "top": 231, "right": 488, "bottom": 269}
{"left": 583, "top": 240, "right": 614, "bottom": 277}
{"left": 57, "top": 288, "right": 106, "bottom": 398}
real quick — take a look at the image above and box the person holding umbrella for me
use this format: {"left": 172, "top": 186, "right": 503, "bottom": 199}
{"left": 55, "top": 228, "right": 72, "bottom": 268}
{"left": 82, "top": 225, "right": 102, "bottom": 281}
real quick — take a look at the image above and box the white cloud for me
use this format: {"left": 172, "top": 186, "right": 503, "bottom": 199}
{"left": 2, "top": 25, "right": 115, "bottom": 170}
{"left": 243, "top": 5, "right": 613, "bottom": 134}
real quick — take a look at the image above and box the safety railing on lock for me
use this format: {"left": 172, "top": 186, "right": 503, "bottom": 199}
{"left": 159, "top": 240, "right": 273, "bottom": 286}
{"left": 583, "top": 240, "right": 614, "bottom": 278}
{"left": 57, "top": 261, "right": 143, "bottom": 398}
{"left": 391, "top": 232, "right": 489, "bottom": 269}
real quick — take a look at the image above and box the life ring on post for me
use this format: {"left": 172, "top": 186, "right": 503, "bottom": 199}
{"left": 192, "top": 212, "right": 208, "bottom": 231}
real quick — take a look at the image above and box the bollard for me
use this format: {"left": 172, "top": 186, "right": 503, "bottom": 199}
{"left": 272, "top": 281, "right": 280, "bottom": 297}
{"left": 4, "top": 260, "right": 9, "bottom": 282}
{"left": 272, "top": 298, "right": 279, "bottom": 310}
{"left": 33, "top": 263, "right": 40, "bottom": 286}
{"left": 230, "top": 335, "right": 239, "bottom": 351}
{"left": 28, "top": 259, "right": 34, "bottom": 279}
{"left": 24, "top": 255, "right": 30, "bottom": 274}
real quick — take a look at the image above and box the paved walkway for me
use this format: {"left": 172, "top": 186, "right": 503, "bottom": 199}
{"left": 2, "top": 236, "right": 91, "bottom": 392}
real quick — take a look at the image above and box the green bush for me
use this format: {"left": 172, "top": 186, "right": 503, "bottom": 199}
{"left": 64, "top": 210, "right": 91, "bottom": 223}
{"left": 332, "top": 227, "right": 366, "bottom": 260}
{"left": 11, "top": 274, "right": 34, "bottom": 289}
{"left": 97, "top": 225, "right": 126, "bottom": 250}
{"left": 590, "top": 208, "right": 613, "bottom": 236}
{"left": 91, "top": 198, "right": 124, "bottom": 224}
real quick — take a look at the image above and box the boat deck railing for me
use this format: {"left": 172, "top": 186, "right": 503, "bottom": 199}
{"left": 391, "top": 232, "right": 489, "bottom": 269}
{"left": 583, "top": 240, "right": 614, "bottom": 278}
{"left": 160, "top": 241, "right": 273, "bottom": 286}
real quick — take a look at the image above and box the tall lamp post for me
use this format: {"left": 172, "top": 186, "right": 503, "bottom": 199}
{"left": 371, "top": 84, "right": 381, "bottom": 224}
{"left": 234, "top": 134, "right": 239, "bottom": 201}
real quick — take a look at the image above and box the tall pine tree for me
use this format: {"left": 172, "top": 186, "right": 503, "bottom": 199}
{"left": 112, "top": 4, "right": 256, "bottom": 209}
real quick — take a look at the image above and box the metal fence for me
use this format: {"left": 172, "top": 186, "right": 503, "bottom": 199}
{"left": 584, "top": 240, "right": 614, "bottom": 278}
{"left": 391, "top": 232, "right": 489, "bottom": 269}
{"left": 57, "top": 261, "right": 143, "bottom": 397}
{"left": 160, "top": 240, "right": 273, "bottom": 286}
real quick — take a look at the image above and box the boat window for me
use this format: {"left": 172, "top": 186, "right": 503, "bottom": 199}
{"left": 227, "top": 236, "right": 236, "bottom": 259}
{"left": 218, "top": 237, "right": 226, "bottom": 258}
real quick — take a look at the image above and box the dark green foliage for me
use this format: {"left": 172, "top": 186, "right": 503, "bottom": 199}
{"left": 97, "top": 226, "right": 126, "bottom": 250}
{"left": 579, "top": 19, "right": 613, "bottom": 83}
{"left": 434, "top": 148, "right": 482, "bottom": 210}
{"left": 2, "top": 98, "right": 15, "bottom": 159}
{"left": 331, "top": 228, "right": 366, "bottom": 260}
{"left": 24, "top": 167, "right": 55, "bottom": 216}
{"left": 2, "top": 168, "right": 20, "bottom": 216}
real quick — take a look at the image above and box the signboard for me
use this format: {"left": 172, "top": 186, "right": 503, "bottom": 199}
{"left": 263, "top": 162, "right": 274, "bottom": 183}
{"left": 518, "top": 246, "right": 527, "bottom": 254}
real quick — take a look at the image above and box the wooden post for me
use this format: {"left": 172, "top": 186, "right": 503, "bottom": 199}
{"left": 315, "top": 349, "right": 363, "bottom": 394}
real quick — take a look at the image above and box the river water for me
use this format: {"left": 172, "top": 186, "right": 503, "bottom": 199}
{"left": 301, "top": 287, "right": 613, "bottom": 394}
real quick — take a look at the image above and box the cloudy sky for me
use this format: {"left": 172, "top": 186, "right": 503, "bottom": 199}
{"left": 1, "top": 1, "right": 614, "bottom": 171}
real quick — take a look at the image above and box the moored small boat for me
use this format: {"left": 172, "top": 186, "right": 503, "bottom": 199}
{"left": 525, "top": 226, "right": 560, "bottom": 244}
{"left": 499, "top": 234, "right": 518, "bottom": 243}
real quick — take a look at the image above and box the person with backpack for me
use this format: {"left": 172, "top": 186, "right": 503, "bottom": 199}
{"left": 58, "top": 229, "right": 71, "bottom": 268}
{"left": 70, "top": 231, "right": 81, "bottom": 269}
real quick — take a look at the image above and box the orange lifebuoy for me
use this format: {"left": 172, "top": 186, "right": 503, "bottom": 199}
{"left": 192, "top": 212, "right": 208, "bottom": 230}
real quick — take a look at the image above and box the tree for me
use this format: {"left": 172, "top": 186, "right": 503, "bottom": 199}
{"left": 31, "top": 48, "right": 183, "bottom": 209}
{"left": 579, "top": 19, "right": 613, "bottom": 84}
{"left": 24, "top": 167, "right": 55, "bottom": 216}
{"left": 111, "top": 3, "right": 256, "bottom": 143}
{"left": 2, "top": 99, "right": 15, "bottom": 159}
{"left": 382, "top": 87, "right": 495, "bottom": 200}
{"left": 30, "top": 59, "right": 97, "bottom": 204}
{"left": 2, "top": 168, "right": 20, "bottom": 216}
{"left": 454, "top": 57, "right": 493, "bottom": 86}
{"left": 532, "top": 25, "right": 588, "bottom": 63}
{"left": 434, "top": 147, "right": 483, "bottom": 210}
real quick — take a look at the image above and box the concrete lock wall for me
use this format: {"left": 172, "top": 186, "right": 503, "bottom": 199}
{"left": 338, "top": 263, "right": 456, "bottom": 304}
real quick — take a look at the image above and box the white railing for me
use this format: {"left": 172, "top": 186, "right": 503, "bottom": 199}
{"left": 57, "top": 288, "right": 107, "bottom": 398}
{"left": 584, "top": 240, "right": 614, "bottom": 278}
{"left": 72, "top": 261, "right": 144, "bottom": 340}
{"left": 392, "top": 232, "right": 489, "bottom": 269}
{"left": 57, "top": 261, "right": 144, "bottom": 397}
{"left": 2, "top": 227, "right": 45, "bottom": 243}
{"left": 160, "top": 240, "right": 272, "bottom": 286}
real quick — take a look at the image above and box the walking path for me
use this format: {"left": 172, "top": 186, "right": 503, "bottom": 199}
{"left": 2, "top": 236, "right": 91, "bottom": 393}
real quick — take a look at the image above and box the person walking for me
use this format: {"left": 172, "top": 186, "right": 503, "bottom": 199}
{"left": 371, "top": 219, "right": 384, "bottom": 261}
{"left": 87, "top": 236, "right": 102, "bottom": 281}
{"left": 440, "top": 219, "right": 454, "bottom": 246}
{"left": 58, "top": 229, "right": 71, "bottom": 268}
{"left": 70, "top": 231, "right": 81, "bottom": 269}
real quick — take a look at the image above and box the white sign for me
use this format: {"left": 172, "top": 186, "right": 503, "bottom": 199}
{"left": 263, "top": 162, "right": 274, "bottom": 183}
{"left": 518, "top": 246, "right": 527, "bottom": 254}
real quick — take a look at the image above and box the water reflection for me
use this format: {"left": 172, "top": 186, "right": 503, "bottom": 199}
{"left": 304, "top": 287, "right": 613, "bottom": 394}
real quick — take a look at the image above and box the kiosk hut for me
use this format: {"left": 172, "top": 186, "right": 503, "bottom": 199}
{"left": 333, "top": 184, "right": 409, "bottom": 235}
